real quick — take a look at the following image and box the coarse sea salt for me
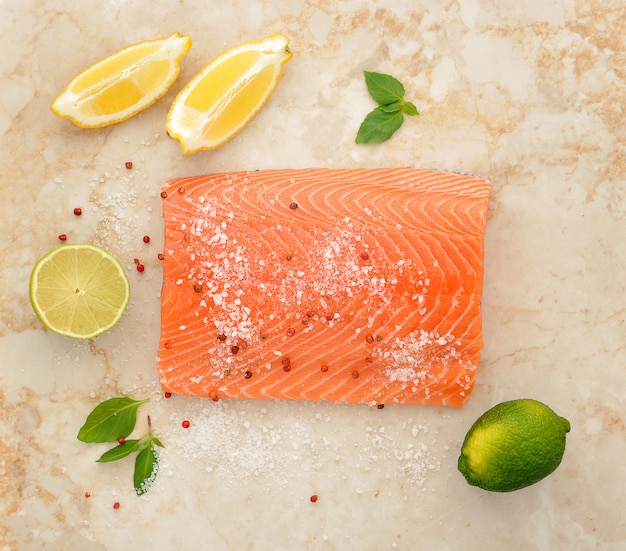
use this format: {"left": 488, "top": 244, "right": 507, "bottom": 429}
{"left": 160, "top": 399, "right": 440, "bottom": 491}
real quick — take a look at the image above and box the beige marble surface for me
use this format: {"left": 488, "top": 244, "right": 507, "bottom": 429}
{"left": 2, "top": 1, "right": 625, "bottom": 549}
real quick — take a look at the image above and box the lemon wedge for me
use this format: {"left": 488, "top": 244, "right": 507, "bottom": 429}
{"left": 29, "top": 244, "right": 130, "bottom": 339}
{"left": 166, "top": 33, "right": 293, "bottom": 154}
{"left": 51, "top": 32, "right": 192, "bottom": 128}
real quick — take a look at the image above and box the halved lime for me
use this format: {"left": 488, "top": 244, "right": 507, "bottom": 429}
{"left": 29, "top": 244, "right": 130, "bottom": 339}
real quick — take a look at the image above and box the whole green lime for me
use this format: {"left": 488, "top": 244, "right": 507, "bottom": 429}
{"left": 457, "top": 399, "right": 571, "bottom": 492}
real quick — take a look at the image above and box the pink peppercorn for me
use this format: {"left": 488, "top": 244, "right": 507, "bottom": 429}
{"left": 136, "top": 263, "right": 145, "bottom": 273}
{"left": 58, "top": 234, "right": 67, "bottom": 241}
{"left": 125, "top": 161, "right": 133, "bottom": 169}
{"left": 351, "top": 370, "right": 360, "bottom": 379}
{"left": 113, "top": 502, "right": 120, "bottom": 510}
{"left": 182, "top": 420, "right": 190, "bottom": 429}
{"left": 310, "top": 495, "right": 318, "bottom": 503}
{"left": 73, "top": 207, "right": 82, "bottom": 216}
{"left": 164, "top": 392, "right": 172, "bottom": 398}
{"left": 143, "top": 235, "right": 150, "bottom": 243}
{"left": 320, "top": 364, "right": 329, "bottom": 373}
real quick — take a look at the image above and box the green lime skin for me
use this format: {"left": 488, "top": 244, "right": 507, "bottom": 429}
{"left": 457, "top": 399, "right": 571, "bottom": 492}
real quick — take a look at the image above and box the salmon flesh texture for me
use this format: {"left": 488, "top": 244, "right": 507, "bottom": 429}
{"left": 158, "top": 168, "right": 491, "bottom": 407}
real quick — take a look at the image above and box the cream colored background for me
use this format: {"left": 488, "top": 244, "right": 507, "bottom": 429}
{"left": 1, "top": 1, "right": 625, "bottom": 549}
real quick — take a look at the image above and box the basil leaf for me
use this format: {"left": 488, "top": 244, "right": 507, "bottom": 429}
{"left": 134, "top": 445, "right": 159, "bottom": 495}
{"left": 77, "top": 397, "right": 149, "bottom": 443}
{"left": 96, "top": 439, "right": 140, "bottom": 463}
{"left": 380, "top": 101, "right": 402, "bottom": 113}
{"left": 402, "top": 101, "right": 419, "bottom": 116}
{"left": 355, "top": 107, "right": 404, "bottom": 144}
{"left": 364, "top": 71, "right": 405, "bottom": 105}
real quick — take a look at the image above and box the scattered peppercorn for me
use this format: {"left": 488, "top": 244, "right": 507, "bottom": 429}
{"left": 320, "top": 364, "right": 329, "bottom": 373}
{"left": 73, "top": 207, "right": 82, "bottom": 216}
{"left": 143, "top": 235, "right": 150, "bottom": 243}
{"left": 84, "top": 492, "right": 91, "bottom": 498}
{"left": 113, "top": 502, "right": 120, "bottom": 510}
{"left": 164, "top": 392, "right": 172, "bottom": 398}
{"left": 231, "top": 345, "right": 239, "bottom": 355}
{"left": 117, "top": 437, "right": 125, "bottom": 445}
{"left": 360, "top": 251, "right": 369, "bottom": 260}
{"left": 164, "top": 341, "right": 172, "bottom": 349}
{"left": 136, "top": 263, "right": 145, "bottom": 273}
{"left": 310, "top": 495, "right": 318, "bottom": 503}
{"left": 160, "top": 191, "right": 168, "bottom": 198}
{"left": 217, "top": 334, "right": 227, "bottom": 342}
{"left": 289, "top": 202, "right": 298, "bottom": 210}
{"left": 286, "top": 327, "right": 295, "bottom": 337}
{"left": 365, "top": 357, "right": 373, "bottom": 366}
{"left": 157, "top": 253, "right": 165, "bottom": 260}
{"left": 58, "top": 234, "right": 67, "bottom": 241}
{"left": 351, "top": 370, "right": 360, "bottom": 379}
{"left": 182, "top": 420, "right": 190, "bottom": 429}
{"left": 125, "top": 161, "right": 133, "bottom": 169}
{"left": 376, "top": 335, "right": 383, "bottom": 342}
{"left": 209, "top": 392, "right": 219, "bottom": 402}
{"left": 365, "top": 334, "right": 374, "bottom": 344}
{"left": 177, "top": 186, "right": 185, "bottom": 193}
{"left": 193, "top": 284, "right": 203, "bottom": 293}
{"left": 244, "top": 370, "right": 252, "bottom": 379}
{"left": 286, "top": 253, "right": 293, "bottom": 261}
{"left": 377, "top": 404, "right": 385, "bottom": 409}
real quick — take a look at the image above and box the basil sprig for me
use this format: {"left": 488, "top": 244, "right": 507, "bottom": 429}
{"left": 77, "top": 397, "right": 164, "bottom": 495}
{"left": 356, "top": 71, "right": 419, "bottom": 144}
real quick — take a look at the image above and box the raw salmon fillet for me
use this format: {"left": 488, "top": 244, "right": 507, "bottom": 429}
{"left": 158, "top": 168, "right": 491, "bottom": 407}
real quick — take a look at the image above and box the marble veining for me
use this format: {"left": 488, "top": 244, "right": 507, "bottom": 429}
{"left": 1, "top": 1, "right": 626, "bottom": 549}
